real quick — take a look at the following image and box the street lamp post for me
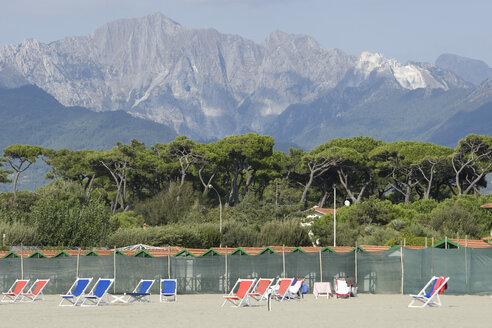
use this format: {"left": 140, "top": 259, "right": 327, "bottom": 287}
{"left": 208, "top": 184, "right": 222, "bottom": 234}
{"left": 333, "top": 184, "right": 337, "bottom": 247}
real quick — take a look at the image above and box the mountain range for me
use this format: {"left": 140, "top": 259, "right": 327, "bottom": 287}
{"left": 1, "top": 12, "right": 492, "bottom": 153}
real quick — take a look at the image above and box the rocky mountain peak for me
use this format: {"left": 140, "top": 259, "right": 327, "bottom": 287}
{"left": 0, "top": 12, "right": 476, "bottom": 146}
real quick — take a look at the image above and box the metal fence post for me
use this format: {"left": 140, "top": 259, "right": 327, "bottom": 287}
{"left": 282, "top": 245, "right": 286, "bottom": 278}
{"left": 400, "top": 244, "right": 404, "bottom": 295}
{"left": 319, "top": 249, "right": 323, "bottom": 282}
{"left": 465, "top": 235, "right": 468, "bottom": 293}
{"left": 225, "top": 246, "right": 228, "bottom": 293}
{"left": 168, "top": 246, "right": 171, "bottom": 279}
{"left": 76, "top": 248, "right": 80, "bottom": 279}
{"left": 20, "top": 244, "right": 24, "bottom": 280}
{"left": 355, "top": 242, "right": 358, "bottom": 285}
{"left": 113, "top": 246, "right": 117, "bottom": 294}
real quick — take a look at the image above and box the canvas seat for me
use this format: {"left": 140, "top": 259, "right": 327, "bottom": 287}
{"left": 222, "top": 278, "right": 256, "bottom": 307}
{"left": 271, "top": 278, "right": 294, "bottom": 302}
{"left": 1, "top": 279, "right": 30, "bottom": 303}
{"left": 59, "top": 277, "right": 93, "bottom": 306}
{"left": 287, "top": 278, "right": 305, "bottom": 300}
{"left": 20, "top": 279, "right": 50, "bottom": 302}
{"left": 160, "top": 279, "right": 177, "bottom": 302}
{"left": 409, "top": 276, "right": 449, "bottom": 308}
{"left": 248, "top": 278, "right": 274, "bottom": 302}
{"left": 112, "top": 279, "right": 155, "bottom": 303}
{"left": 334, "top": 278, "right": 351, "bottom": 298}
{"left": 81, "top": 278, "right": 114, "bottom": 306}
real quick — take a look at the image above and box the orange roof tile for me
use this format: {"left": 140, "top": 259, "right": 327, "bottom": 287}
{"left": 448, "top": 238, "right": 491, "bottom": 248}
{"left": 404, "top": 246, "right": 427, "bottom": 250}
{"left": 314, "top": 207, "right": 335, "bottom": 215}
{"left": 359, "top": 245, "right": 391, "bottom": 252}
{"left": 5, "top": 239, "right": 490, "bottom": 259}
{"left": 329, "top": 246, "right": 353, "bottom": 253}
{"left": 233, "top": 247, "right": 266, "bottom": 255}
{"left": 40, "top": 250, "right": 65, "bottom": 257}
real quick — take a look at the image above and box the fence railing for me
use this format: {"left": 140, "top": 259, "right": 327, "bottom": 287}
{"left": 1, "top": 247, "right": 491, "bottom": 295}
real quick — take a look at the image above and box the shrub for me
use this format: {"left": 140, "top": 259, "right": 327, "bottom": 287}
{"left": 29, "top": 197, "right": 111, "bottom": 247}
{"left": 357, "top": 226, "right": 400, "bottom": 246}
{"left": 0, "top": 221, "right": 40, "bottom": 246}
{"left": 221, "top": 221, "right": 258, "bottom": 247}
{"left": 107, "top": 224, "right": 202, "bottom": 248}
{"left": 111, "top": 211, "right": 144, "bottom": 229}
{"left": 134, "top": 182, "right": 198, "bottom": 225}
{"left": 257, "top": 219, "right": 311, "bottom": 246}
{"left": 430, "top": 201, "right": 481, "bottom": 238}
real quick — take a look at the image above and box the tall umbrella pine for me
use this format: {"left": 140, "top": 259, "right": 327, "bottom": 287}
{"left": 452, "top": 134, "right": 492, "bottom": 195}
{"left": 215, "top": 134, "right": 274, "bottom": 206}
{"left": 2, "top": 144, "right": 43, "bottom": 202}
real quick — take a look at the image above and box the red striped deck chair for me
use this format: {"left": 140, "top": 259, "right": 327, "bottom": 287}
{"left": 334, "top": 278, "right": 351, "bottom": 298}
{"left": 248, "top": 278, "right": 274, "bottom": 302}
{"left": 1, "top": 279, "right": 30, "bottom": 303}
{"left": 409, "top": 276, "right": 450, "bottom": 308}
{"left": 271, "top": 278, "right": 294, "bottom": 302}
{"left": 222, "top": 278, "right": 256, "bottom": 307}
{"left": 21, "top": 279, "right": 50, "bottom": 302}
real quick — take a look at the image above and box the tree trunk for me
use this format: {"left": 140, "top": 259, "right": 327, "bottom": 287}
{"left": 300, "top": 170, "right": 315, "bottom": 205}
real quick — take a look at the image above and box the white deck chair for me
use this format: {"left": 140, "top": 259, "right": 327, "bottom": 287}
{"left": 334, "top": 278, "right": 351, "bottom": 298}
{"left": 20, "top": 279, "right": 50, "bottom": 302}
{"left": 409, "top": 276, "right": 449, "bottom": 308}
{"left": 160, "top": 279, "right": 177, "bottom": 302}
{"left": 287, "top": 278, "right": 304, "bottom": 300}
{"left": 271, "top": 278, "right": 294, "bottom": 302}
{"left": 222, "top": 278, "right": 256, "bottom": 307}
{"left": 248, "top": 278, "right": 274, "bottom": 302}
{"left": 1, "top": 279, "right": 30, "bottom": 302}
{"left": 81, "top": 278, "right": 114, "bottom": 306}
{"left": 59, "top": 277, "right": 93, "bottom": 306}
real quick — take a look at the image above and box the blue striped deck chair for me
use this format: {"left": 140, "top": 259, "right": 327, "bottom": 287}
{"left": 59, "top": 277, "right": 93, "bottom": 306}
{"left": 112, "top": 279, "right": 155, "bottom": 303}
{"left": 408, "top": 276, "right": 450, "bottom": 308}
{"left": 160, "top": 279, "right": 177, "bottom": 302}
{"left": 81, "top": 278, "right": 114, "bottom": 306}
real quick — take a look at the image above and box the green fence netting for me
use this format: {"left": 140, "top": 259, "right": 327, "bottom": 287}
{"left": 2, "top": 247, "right": 492, "bottom": 295}
{"left": 358, "top": 250, "right": 401, "bottom": 293}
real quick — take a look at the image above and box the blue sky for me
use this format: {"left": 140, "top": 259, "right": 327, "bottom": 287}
{"left": 1, "top": 0, "right": 491, "bottom": 65}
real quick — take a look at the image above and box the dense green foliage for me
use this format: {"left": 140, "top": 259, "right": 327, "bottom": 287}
{"left": 1, "top": 133, "right": 492, "bottom": 248}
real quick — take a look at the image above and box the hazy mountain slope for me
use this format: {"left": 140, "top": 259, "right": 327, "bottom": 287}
{"left": 0, "top": 85, "right": 177, "bottom": 151}
{"left": 426, "top": 100, "right": 492, "bottom": 147}
{"left": 435, "top": 53, "right": 492, "bottom": 86}
{"left": 269, "top": 80, "right": 471, "bottom": 149}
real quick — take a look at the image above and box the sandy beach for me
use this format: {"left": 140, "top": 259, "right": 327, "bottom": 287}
{"left": 1, "top": 294, "right": 491, "bottom": 328}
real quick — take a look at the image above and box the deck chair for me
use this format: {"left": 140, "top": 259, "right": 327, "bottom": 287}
{"left": 222, "top": 278, "right": 256, "bottom": 307}
{"left": 248, "top": 278, "right": 274, "bottom": 302}
{"left": 1, "top": 279, "right": 30, "bottom": 303}
{"left": 334, "top": 278, "right": 351, "bottom": 298}
{"left": 287, "top": 278, "right": 305, "bottom": 300}
{"left": 59, "top": 277, "right": 93, "bottom": 306}
{"left": 271, "top": 278, "right": 294, "bottom": 302}
{"left": 160, "top": 279, "right": 177, "bottom": 302}
{"left": 116, "top": 279, "right": 155, "bottom": 303}
{"left": 409, "top": 276, "right": 450, "bottom": 308}
{"left": 20, "top": 279, "right": 50, "bottom": 302}
{"left": 81, "top": 278, "right": 114, "bottom": 306}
